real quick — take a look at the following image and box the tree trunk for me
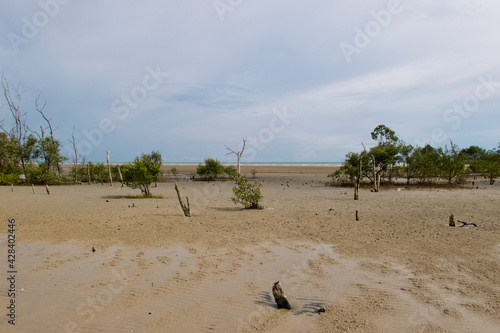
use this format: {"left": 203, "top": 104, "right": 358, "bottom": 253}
{"left": 174, "top": 183, "right": 191, "bottom": 217}
{"left": 272, "top": 281, "right": 291, "bottom": 310}
{"left": 107, "top": 151, "right": 113, "bottom": 186}
{"left": 372, "top": 155, "right": 378, "bottom": 192}
{"left": 87, "top": 163, "right": 91, "bottom": 185}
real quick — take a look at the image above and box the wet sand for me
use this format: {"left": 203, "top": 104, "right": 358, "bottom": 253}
{"left": 0, "top": 166, "right": 499, "bottom": 332}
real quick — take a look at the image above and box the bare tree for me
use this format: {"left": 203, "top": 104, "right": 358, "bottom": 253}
{"left": 225, "top": 139, "right": 246, "bottom": 177}
{"left": 33, "top": 96, "right": 62, "bottom": 175}
{"left": 69, "top": 127, "right": 78, "bottom": 182}
{"left": 0, "top": 74, "right": 29, "bottom": 177}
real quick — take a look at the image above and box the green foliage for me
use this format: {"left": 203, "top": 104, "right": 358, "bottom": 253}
{"left": 333, "top": 125, "right": 489, "bottom": 186}
{"left": 169, "top": 167, "right": 179, "bottom": 179}
{"left": 196, "top": 158, "right": 225, "bottom": 180}
{"left": 120, "top": 151, "right": 162, "bottom": 195}
{"left": 224, "top": 165, "right": 238, "bottom": 178}
{"left": 475, "top": 149, "right": 500, "bottom": 185}
{"left": 232, "top": 175, "right": 263, "bottom": 209}
{"left": 251, "top": 169, "right": 257, "bottom": 178}
{"left": 328, "top": 152, "right": 370, "bottom": 185}
{"left": 370, "top": 124, "right": 399, "bottom": 144}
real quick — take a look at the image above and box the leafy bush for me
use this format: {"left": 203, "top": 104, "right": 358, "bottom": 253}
{"left": 224, "top": 165, "right": 238, "bottom": 178}
{"left": 120, "top": 151, "right": 162, "bottom": 195}
{"left": 232, "top": 175, "right": 263, "bottom": 209}
{"left": 196, "top": 158, "right": 224, "bottom": 180}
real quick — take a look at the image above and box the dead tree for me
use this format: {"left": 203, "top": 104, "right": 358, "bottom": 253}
{"left": 69, "top": 127, "right": 78, "bottom": 182}
{"left": 107, "top": 151, "right": 113, "bottom": 186}
{"left": 354, "top": 153, "right": 362, "bottom": 200}
{"left": 35, "top": 96, "right": 61, "bottom": 175}
{"left": 174, "top": 184, "right": 191, "bottom": 217}
{"left": 225, "top": 139, "right": 246, "bottom": 177}
{"left": 0, "top": 75, "right": 29, "bottom": 178}
{"left": 372, "top": 154, "right": 379, "bottom": 192}
{"left": 87, "top": 163, "right": 91, "bottom": 184}
{"left": 272, "top": 281, "right": 291, "bottom": 310}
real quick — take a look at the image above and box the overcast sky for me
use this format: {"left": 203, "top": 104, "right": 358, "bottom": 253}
{"left": 1, "top": 0, "right": 499, "bottom": 163}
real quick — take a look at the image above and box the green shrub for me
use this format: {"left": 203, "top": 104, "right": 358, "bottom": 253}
{"left": 120, "top": 151, "right": 162, "bottom": 195}
{"left": 232, "top": 175, "right": 263, "bottom": 209}
{"left": 196, "top": 158, "right": 224, "bottom": 180}
{"left": 224, "top": 165, "right": 238, "bottom": 178}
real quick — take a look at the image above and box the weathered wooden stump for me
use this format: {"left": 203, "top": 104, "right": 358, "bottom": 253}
{"left": 449, "top": 214, "right": 455, "bottom": 227}
{"left": 356, "top": 210, "right": 359, "bottom": 221}
{"left": 272, "top": 281, "right": 291, "bottom": 310}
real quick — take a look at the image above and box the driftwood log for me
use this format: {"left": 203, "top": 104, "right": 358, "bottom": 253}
{"left": 174, "top": 184, "right": 191, "bottom": 217}
{"left": 272, "top": 281, "right": 291, "bottom": 310}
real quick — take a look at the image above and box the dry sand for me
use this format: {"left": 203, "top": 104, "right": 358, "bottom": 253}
{"left": 0, "top": 166, "right": 499, "bottom": 332}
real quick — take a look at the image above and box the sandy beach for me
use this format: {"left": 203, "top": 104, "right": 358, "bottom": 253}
{"left": 1, "top": 165, "right": 499, "bottom": 332}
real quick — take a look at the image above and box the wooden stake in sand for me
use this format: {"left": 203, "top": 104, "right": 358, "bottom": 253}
{"left": 174, "top": 184, "right": 191, "bottom": 217}
{"left": 117, "top": 164, "right": 123, "bottom": 181}
{"left": 272, "top": 281, "right": 291, "bottom": 310}
{"left": 45, "top": 184, "right": 50, "bottom": 195}
{"left": 31, "top": 184, "right": 36, "bottom": 194}
{"left": 107, "top": 151, "right": 113, "bottom": 186}
{"left": 87, "top": 163, "right": 91, "bottom": 185}
{"left": 11, "top": 184, "right": 14, "bottom": 192}
{"left": 356, "top": 209, "right": 359, "bottom": 221}
{"left": 449, "top": 214, "right": 455, "bottom": 227}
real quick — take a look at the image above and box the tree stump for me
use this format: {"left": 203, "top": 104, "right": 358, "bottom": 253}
{"left": 449, "top": 214, "right": 455, "bottom": 227}
{"left": 174, "top": 184, "right": 191, "bottom": 217}
{"left": 272, "top": 281, "right": 291, "bottom": 310}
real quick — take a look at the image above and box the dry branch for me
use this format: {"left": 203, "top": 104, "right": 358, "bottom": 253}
{"left": 174, "top": 184, "right": 191, "bottom": 217}
{"left": 457, "top": 220, "right": 477, "bottom": 227}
